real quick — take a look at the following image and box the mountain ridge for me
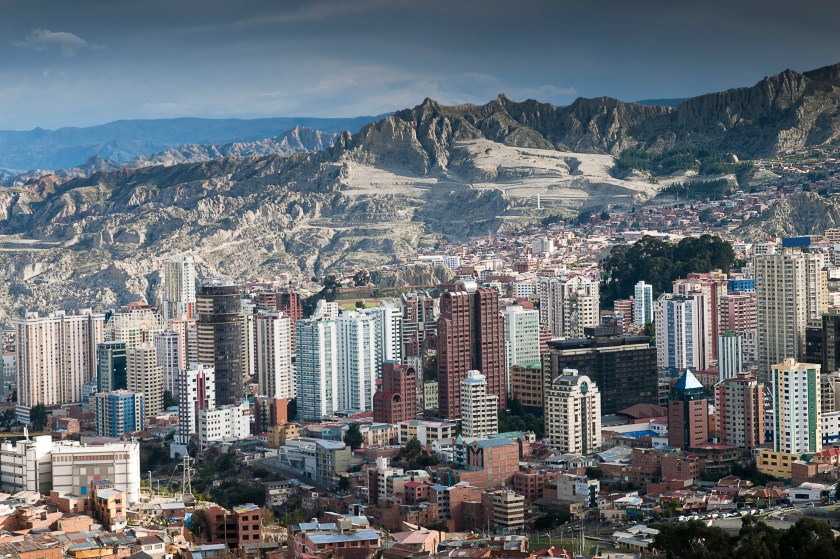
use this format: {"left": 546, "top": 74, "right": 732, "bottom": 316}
{"left": 0, "top": 61, "right": 839, "bottom": 320}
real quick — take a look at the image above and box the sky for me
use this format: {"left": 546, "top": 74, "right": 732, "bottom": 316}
{"left": 1, "top": 0, "right": 839, "bottom": 130}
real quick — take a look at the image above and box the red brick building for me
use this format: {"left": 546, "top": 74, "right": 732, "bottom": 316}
{"left": 668, "top": 370, "right": 709, "bottom": 449}
{"left": 206, "top": 503, "right": 263, "bottom": 547}
{"left": 373, "top": 361, "right": 417, "bottom": 424}
{"left": 437, "top": 284, "right": 506, "bottom": 419}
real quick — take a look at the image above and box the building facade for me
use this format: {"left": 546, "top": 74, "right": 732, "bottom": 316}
{"left": 196, "top": 279, "right": 244, "bottom": 406}
{"left": 460, "top": 370, "right": 499, "bottom": 438}
{"left": 94, "top": 390, "right": 145, "bottom": 437}
{"left": 545, "top": 369, "right": 601, "bottom": 454}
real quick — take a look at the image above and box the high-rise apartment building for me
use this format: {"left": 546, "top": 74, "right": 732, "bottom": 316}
{"left": 336, "top": 311, "right": 378, "bottom": 412}
{"left": 437, "top": 282, "right": 506, "bottom": 419}
{"left": 154, "top": 330, "right": 181, "bottom": 400}
{"left": 373, "top": 361, "right": 417, "bottom": 424}
{"left": 503, "top": 305, "right": 540, "bottom": 391}
{"left": 279, "top": 290, "right": 303, "bottom": 353}
{"left": 719, "top": 291, "right": 757, "bottom": 366}
{"left": 196, "top": 279, "right": 244, "bottom": 406}
{"left": 97, "top": 341, "right": 127, "bottom": 393}
{"left": 655, "top": 294, "right": 704, "bottom": 372}
{"left": 106, "top": 303, "right": 165, "bottom": 351}
{"left": 255, "top": 311, "right": 294, "bottom": 399}
{"left": 667, "top": 369, "right": 708, "bottom": 450}
{"left": 94, "top": 390, "right": 145, "bottom": 437}
{"left": 460, "top": 370, "right": 499, "bottom": 438}
{"left": 633, "top": 281, "right": 653, "bottom": 327}
{"left": 538, "top": 275, "right": 600, "bottom": 339}
{"left": 545, "top": 369, "right": 601, "bottom": 453}
{"left": 772, "top": 358, "right": 821, "bottom": 455}
{"left": 178, "top": 364, "right": 216, "bottom": 445}
{"left": 755, "top": 249, "right": 828, "bottom": 376}
{"left": 127, "top": 342, "right": 163, "bottom": 418}
{"left": 400, "top": 292, "right": 437, "bottom": 358}
{"left": 715, "top": 373, "right": 764, "bottom": 451}
{"left": 821, "top": 311, "right": 840, "bottom": 373}
{"left": 717, "top": 331, "right": 743, "bottom": 381}
{"left": 672, "top": 274, "right": 728, "bottom": 361}
{"left": 168, "top": 316, "right": 197, "bottom": 369}
{"left": 162, "top": 256, "right": 196, "bottom": 320}
{"left": 296, "top": 317, "right": 339, "bottom": 421}
{"left": 543, "top": 333, "right": 659, "bottom": 416}
{"left": 15, "top": 309, "right": 105, "bottom": 418}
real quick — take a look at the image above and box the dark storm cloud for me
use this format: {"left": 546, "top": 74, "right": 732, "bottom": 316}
{"left": 0, "top": 0, "right": 838, "bottom": 129}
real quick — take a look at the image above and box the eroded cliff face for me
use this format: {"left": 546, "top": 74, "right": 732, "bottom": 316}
{"left": 736, "top": 192, "right": 840, "bottom": 241}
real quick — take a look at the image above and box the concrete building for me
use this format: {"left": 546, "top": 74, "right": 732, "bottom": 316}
{"left": 97, "top": 340, "right": 127, "bottom": 393}
{"left": 197, "top": 402, "right": 251, "bottom": 449}
{"left": 197, "top": 278, "right": 244, "bottom": 406}
{"left": 15, "top": 309, "right": 105, "bottom": 418}
{"left": 106, "top": 303, "right": 166, "bottom": 352}
{"left": 718, "top": 331, "right": 743, "bottom": 381}
{"left": 94, "top": 390, "right": 145, "bottom": 437}
{"left": 178, "top": 364, "right": 216, "bottom": 445}
{"left": 655, "top": 294, "right": 704, "bottom": 372}
{"left": 398, "top": 420, "right": 457, "bottom": 445}
{"left": 460, "top": 370, "right": 499, "bottom": 438}
{"left": 154, "top": 330, "right": 181, "bottom": 400}
{"left": 0, "top": 435, "right": 52, "bottom": 494}
{"left": 503, "top": 305, "right": 540, "bottom": 392}
{"left": 634, "top": 281, "right": 654, "bottom": 327}
{"left": 755, "top": 249, "right": 828, "bottom": 377}
{"left": 544, "top": 333, "right": 659, "bottom": 415}
{"left": 296, "top": 316, "right": 338, "bottom": 421}
{"left": 51, "top": 440, "right": 141, "bottom": 503}
{"left": 545, "top": 369, "right": 601, "bottom": 454}
{"left": 255, "top": 311, "right": 295, "bottom": 399}
{"left": 772, "top": 359, "right": 821, "bottom": 455}
{"left": 509, "top": 361, "right": 543, "bottom": 409}
{"left": 277, "top": 438, "right": 351, "bottom": 489}
{"left": 127, "top": 342, "right": 163, "bottom": 419}
{"left": 719, "top": 291, "right": 758, "bottom": 366}
{"left": 400, "top": 291, "right": 437, "bottom": 359}
{"left": 555, "top": 472, "right": 600, "bottom": 508}
{"left": 335, "top": 311, "right": 379, "bottom": 412}
{"left": 437, "top": 282, "right": 506, "bottom": 419}
{"left": 667, "top": 369, "right": 708, "bottom": 449}
{"left": 489, "top": 490, "right": 525, "bottom": 532}
{"left": 162, "top": 256, "right": 196, "bottom": 320}
{"left": 715, "top": 373, "right": 764, "bottom": 451}
{"left": 538, "top": 275, "right": 600, "bottom": 339}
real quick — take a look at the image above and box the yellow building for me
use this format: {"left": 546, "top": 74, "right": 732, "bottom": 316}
{"left": 267, "top": 423, "right": 300, "bottom": 447}
{"left": 757, "top": 449, "right": 799, "bottom": 479}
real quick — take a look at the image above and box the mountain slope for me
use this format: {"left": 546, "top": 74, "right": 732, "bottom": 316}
{"left": 2, "top": 61, "right": 840, "bottom": 320}
{"left": 0, "top": 115, "right": 382, "bottom": 171}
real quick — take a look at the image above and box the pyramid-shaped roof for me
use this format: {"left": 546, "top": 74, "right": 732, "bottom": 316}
{"left": 674, "top": 369, "right": 703, "bottom": 390}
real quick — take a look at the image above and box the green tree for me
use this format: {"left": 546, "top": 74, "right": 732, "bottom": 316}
{"left": 337, "top": 476, "right": 351, "bottom": 492}
{"left": 163, "top": 390, "right": 177, "bottom": 409}
{"left": 402, "top": 437, "right": 422, "bottom": 462}
{"left": 29, "top": 403, "right": 48, "bottom": 432}
{"left": 190, "top": 508, "right": 209, "bottom": 540}
{"left": 778, "top": 517, "right": 840, "bottom": 559}
{"left": 353, "top": 269, "right": 371, "bottom": 287}
{"left": 343, "top": 423, "right": 364, "bottom": 450}
{"left": 653, "top": 521, "right": 732, "bottom": 559}
{"left": 735, "top": 516, "right": 780, "bottom": 559}
{"left": 585, "top": 467, "right": 604, "bottom": 479}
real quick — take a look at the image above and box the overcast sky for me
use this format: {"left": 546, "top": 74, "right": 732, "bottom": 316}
{"left": 1, "top": 0, "right": 839, "bottom": 130}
